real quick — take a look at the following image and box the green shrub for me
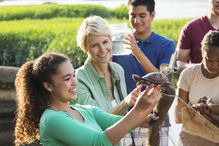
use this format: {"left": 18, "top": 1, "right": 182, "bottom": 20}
{"left": 0, "top": 4, "right": 112, "bottom": 20}
{"left": 152, "top": 18, "right": 190, "bottom": 43}
{"left": 110, "top": 5, "right": 128, "bottom": 19}
{"left": 0, "top": 4, "right": 131, "bottom": 21}
{"left": 0, "top": 18, "right": 189, "bottom": 67}
{"left": 0, "top": 18, "right": 86, "bottom": 68}
{"left": 0, "top": 31, "right": 53, "bottom": 66}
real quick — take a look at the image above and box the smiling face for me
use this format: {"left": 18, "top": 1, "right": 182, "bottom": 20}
{"left": 209, "top": 0, "right": 219, "bottom": 16}
{"left": 202, "top": 47, "right": 219, "bottom": 77}
{"left": 86, "top": 34, "right": 112, "bottom": 64}
{"left": 201, "top": 30, "right": 219, "bottom": 78}
{"left": 128, "top": 5, "right": 155, "bottom": 37}
{"left": 44, "top": 61, "right": 78, "bottom": 103}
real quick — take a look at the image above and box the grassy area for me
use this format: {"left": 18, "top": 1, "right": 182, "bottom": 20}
{"left": 0, "top": 17, "right": 189, "bottom": 44}
{"left": 152, "top": 18, "right": 190, "bottom": 42}
{"left": 0, "top": 18, "right": 190, "bottom": 67}
{"left": 0, "top": 4, "right": 127, "bottom": 20}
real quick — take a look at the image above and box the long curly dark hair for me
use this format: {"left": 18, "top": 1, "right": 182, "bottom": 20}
{"left": 14, "top": 53, "right": 68, "bottom": 146}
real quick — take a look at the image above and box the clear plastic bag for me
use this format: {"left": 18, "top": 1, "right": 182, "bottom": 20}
{"left": 110, "top": 23, "right": 132, "bottom": 55}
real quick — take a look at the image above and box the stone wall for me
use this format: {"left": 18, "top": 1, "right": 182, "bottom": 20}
{"left": 0, "top": 66, "right": 18, "bottom": 146}
{"left": 0, "top": 66, "right": 42, "bottom": 146}
{"left": 0, "top": 66, "right": 59, "bottom": 146}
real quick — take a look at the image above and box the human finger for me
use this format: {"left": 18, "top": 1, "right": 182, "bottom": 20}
{"left": 141, "top": 84, "right": 161, "bottom": 103}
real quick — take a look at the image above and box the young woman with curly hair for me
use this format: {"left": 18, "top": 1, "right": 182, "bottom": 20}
{"left": 14, "top": 52, "right": 162, "bottom": 146}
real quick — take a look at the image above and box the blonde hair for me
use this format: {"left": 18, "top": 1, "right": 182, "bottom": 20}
{"left": 76, "top": 15, "right": 111, "bottom": 53}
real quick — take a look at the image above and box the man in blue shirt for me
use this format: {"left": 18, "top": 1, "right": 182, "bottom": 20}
{"left": 113, "top": 0, "right": 175, "bottom": 145}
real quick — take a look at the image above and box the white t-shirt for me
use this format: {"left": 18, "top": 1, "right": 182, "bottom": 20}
{"left": 177, "top": 64, "right": 219, "bottom": 104}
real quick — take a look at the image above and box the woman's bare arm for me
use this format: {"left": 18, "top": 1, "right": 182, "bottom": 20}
{"left": 174, "top": 88, "right": 189, "bottom": 123}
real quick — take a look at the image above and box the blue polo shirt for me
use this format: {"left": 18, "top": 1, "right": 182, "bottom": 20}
{"left": 113, "top": 32, "right": 175, "bottom": 127}
{"left": 113, "top": 32, "right": 175, "bottom": 93}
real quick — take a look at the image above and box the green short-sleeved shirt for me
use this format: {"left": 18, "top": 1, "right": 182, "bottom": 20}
{"left": 40, "top": 104, "right": 122, "bottom": 146}
{"left": 72, "top": 59, "right": 127, "bottom": 112}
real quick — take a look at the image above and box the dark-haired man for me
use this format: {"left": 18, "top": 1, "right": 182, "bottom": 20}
{"left": 113, "top": 0, "right": 175, "bottom": 145}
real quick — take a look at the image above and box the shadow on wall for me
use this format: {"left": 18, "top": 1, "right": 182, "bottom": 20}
{"left": 0, "top": 66, "right": 41, "bottom": 146}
